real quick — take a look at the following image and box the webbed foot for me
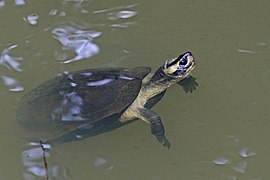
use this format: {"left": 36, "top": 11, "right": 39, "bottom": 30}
{"left": 138, "top": 108, "right": 171, "bottom": 149}
{"left": 178, "top": 75, "right": 198, "bottom": 93}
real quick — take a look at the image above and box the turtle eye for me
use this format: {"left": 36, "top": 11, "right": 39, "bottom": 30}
{"left": 179, "top": 58, "right": 188, "bottom": 66}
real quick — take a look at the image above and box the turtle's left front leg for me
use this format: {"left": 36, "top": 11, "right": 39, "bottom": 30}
{"left": 138, "top": 108, "right": 170, "bottom": 149}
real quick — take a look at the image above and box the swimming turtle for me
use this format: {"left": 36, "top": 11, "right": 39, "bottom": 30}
{"left": 17, "top": 52, "right": 196, "bottom": 148}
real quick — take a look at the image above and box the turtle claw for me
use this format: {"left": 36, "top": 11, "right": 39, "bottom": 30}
{"left": 156, "top": 135, "right": 171, "bottom": 149}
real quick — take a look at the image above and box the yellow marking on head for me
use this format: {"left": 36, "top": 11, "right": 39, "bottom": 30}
{"left": 187, "top": 56, "right": 194, "bottom": 62}
{"left": 163, "top": 58, "right": 179, "bottom": 75}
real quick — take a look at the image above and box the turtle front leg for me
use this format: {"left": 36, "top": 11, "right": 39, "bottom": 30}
{"left": 138, "top": 108, "right": 170, "bottom": 149}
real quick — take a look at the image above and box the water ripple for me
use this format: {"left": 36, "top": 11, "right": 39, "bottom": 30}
{"left": 93, "top": 4, "right": 138, "bottom": 14}
{"left": 52, "top": 22, "right": 101, "bottom": 63}
{"left": 107, "top": 10, "right": 137, "bottom": 20}
{"left": 0, "top": 44, "right": 23, "bottom": 72}
{"left": 93, "top": 4, "right": 138, "bottom": 29}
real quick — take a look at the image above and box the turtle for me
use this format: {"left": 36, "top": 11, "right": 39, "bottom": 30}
{"left": 17, "top": 51, "right": 196, "bottom": 148}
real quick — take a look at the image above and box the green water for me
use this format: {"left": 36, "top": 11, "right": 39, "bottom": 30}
{"left": 0, "top": 0, "right": 270, "bottom": 179}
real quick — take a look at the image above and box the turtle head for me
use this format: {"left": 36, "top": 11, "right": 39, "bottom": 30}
{"left": 162, "top": 52, "right": 195, "bottom": 81}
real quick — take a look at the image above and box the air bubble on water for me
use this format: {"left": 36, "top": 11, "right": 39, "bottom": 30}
{"left": 107, "top": 166, "right": 113, "bottom": 171}
{"left": 239, "top": 148, "right": 256, "bottom": 158}
{"left": 212, "top": 157, "right": 230, "bottom": 165}
{"left": 60, "top": 11, "right": 66, "bottom": 16}
{"left": 256, "top": 42, "right": 267, "bottom": 47}
{"left": 116, "top": 10, "right": 137, "bottom": 19}
{"left": 94, "top": 157, "right": 107, "bottom": 167}
{"left": 237, "top": 49, "right": 255, "bottom": 54}
{"left": 49, "top": 9, "right": 58, "bottom": 16}
{"left": 23, "top": 13, "right": 39, "bottom": 25}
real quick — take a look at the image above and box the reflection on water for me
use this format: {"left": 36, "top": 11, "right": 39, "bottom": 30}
{"left": 189, "top": 135, "right": 261, "bottom": 180}
{"left": 0, "top": 0, "right": 25, "bottom": 8}
{"left": 49, "top": 9, "right": 66, "bottom": 17}
{"left": 52, "top": 91, "right": 86, "bottom": 122}
{"left": 238, "top": 147, "right": 256, "bottom": 158}
{"left": 0, "top": 1, "right": 4, "bottom": 8}
{"left": 52, "top": 22, "right": 101, "bottom": 63}
{"left": 106, "top": 10, "right": 137, "bottom": 20}
{"left": 22, "top": 146, "right": 50, "bottom": 178}
{"left": 237, "top": 49, "right": 256, "bottom": 54}
{"left": 237, "top": 41, "right": 268, "bottom": 56}
{"left": 22, "top": 142, "right": 69, "bottom": 179}
{"left": 93, "top": 3, "right": 138, "bottom": 14}
{"left": 14, "top": 0, "right": 25, "bottom": 6}
{"left": 21, "top": 141, "right": 114, "bottom": 179}
{"left": 93, "top": 3, "right": 138, "bottom": 29}
{"left": 0, "top": 44, "right": 24, "bottom": 92}
{"left": 1, "top": 75, "right": 24, "bottom": 92}
{"left": 211, "top": 135, "right": 258, "bottom": 179}
{"left": 23, "top": 13, "right": 39, "bottom": 26}
{"left": 0, "top": 44, "right": 23, "bottom": 72}
{"left": 62, "top": 0, "right": 91, "bottom": 14}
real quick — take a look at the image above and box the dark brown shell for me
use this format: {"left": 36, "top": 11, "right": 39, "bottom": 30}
{"left": 17, "top": 67, "right": 151, "bottom": 140}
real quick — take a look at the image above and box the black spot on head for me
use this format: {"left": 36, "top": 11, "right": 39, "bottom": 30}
{"left": 166, "top": 58, "right": 178, "bottom": 67}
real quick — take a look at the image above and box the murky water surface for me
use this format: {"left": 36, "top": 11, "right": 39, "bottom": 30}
{"left": 1, "top": 0, "right": 270, "bottom": 179}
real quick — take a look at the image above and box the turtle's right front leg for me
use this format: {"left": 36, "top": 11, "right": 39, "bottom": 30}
{"left": 138, "top": 108, "right": 170, "bottom": 149}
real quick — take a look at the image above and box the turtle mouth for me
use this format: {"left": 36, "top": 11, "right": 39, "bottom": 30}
{"left": 183, "top": 60, "right": 195, "bottom": 76}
